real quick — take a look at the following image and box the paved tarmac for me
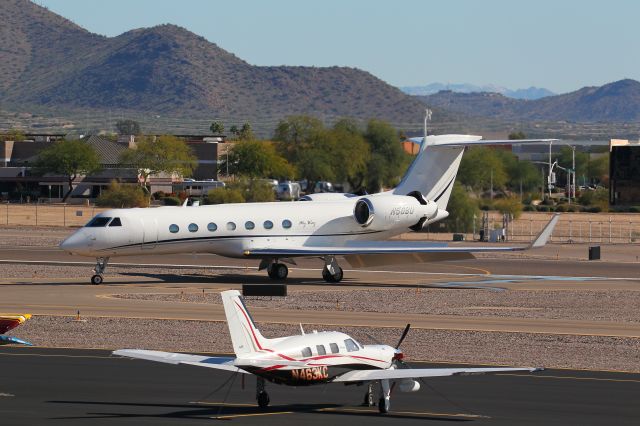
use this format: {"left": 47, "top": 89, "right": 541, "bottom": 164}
{"left": 1, "top": 347, "right": 638, "bottom": 425}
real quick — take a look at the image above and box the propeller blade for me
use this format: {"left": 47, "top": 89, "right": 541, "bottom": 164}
{"left": 396, "top": 323, "right": 411, "bottom": 349}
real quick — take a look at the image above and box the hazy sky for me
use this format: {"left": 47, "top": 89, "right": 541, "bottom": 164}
{"left": 35, "top": 0, "right": 639, "bottom": 93}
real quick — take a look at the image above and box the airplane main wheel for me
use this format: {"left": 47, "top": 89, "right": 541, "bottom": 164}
{"left": 378, "top": 397, "right": 389, "bottom": 414}
{"left": 257, "top": 390, "right": 270, "bottom": 408}
{"left": 91, "top": 274, "right": 103, "bottom": 285}
{"left": 322, "top": 266, "right": 343, "bottom": 283}
{"left": 268, "top": 263, "right": 288, "bottom": 280}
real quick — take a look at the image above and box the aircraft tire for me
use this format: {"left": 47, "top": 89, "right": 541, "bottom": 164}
{"left": 269, "top": 263, "right": 288, "bottom": 280}
{"left": 333, "top": 266, "right": 343, "bottom": 283}
{"left": 91, "top": 275, "right": 103, "bottom": 285}
{"left": 257, "top": 390, "right": 270, "bottom": 408}
{"left": 322, "top": 266, "right": 343, "bottom": 283}
{"left": 378, "top": 397, "right": 389, "bottom": 414}
{"left": 322, "top": 267, "right": 332, "bottom": 282}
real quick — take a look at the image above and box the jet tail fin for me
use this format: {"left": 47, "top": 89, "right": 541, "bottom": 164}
{"left": 221, "top": 290, "right": 268, "bottom": 356}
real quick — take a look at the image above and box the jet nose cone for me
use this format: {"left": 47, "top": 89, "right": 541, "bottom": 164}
{"left": 59, "top": 231, "right": 87, "bottom": 254}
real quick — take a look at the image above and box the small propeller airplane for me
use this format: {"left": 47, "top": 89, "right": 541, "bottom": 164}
{"left": 60, "top": 134, "right": 560, "bottom": 284}
{"left": 114, "top": 290, "right": 542, "bottom": 414}
{"left": 0, "top": 314, "right": 33, "bottom": 346}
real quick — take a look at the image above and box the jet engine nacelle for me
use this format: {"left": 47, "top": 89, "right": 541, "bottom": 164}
{"left": 353, "top": 195, "right": 437, "bottom": 230}
{"left": 398, "top": 379, "right": 421, "bottom": 392}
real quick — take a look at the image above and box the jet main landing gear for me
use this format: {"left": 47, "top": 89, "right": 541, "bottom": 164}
{"left": 256, "top": 377, "right": 270, "bottom": 408}
{"left": 91, "top": 257, "right": 109, "bottom": 285}
{"left": 322, "top": 255, "right": 343, "bottom": 283}
{"left": 267, "top": 263, "right": 288, "bottom": 280}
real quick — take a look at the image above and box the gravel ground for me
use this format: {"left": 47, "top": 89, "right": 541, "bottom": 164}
{"left": 15, "top": 315, "right": 640, "bottom": 372}
{"left": 0, "top": 226, "right": 70, "bottom": 247}
{"left": 113, "top": 288, "right": 640, "bottom": 323}
{"left": 0, "top": 264, "right": 230, "bottom": 280}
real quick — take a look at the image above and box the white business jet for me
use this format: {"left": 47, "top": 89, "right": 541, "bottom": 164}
{"left": 114, "top": 290, "right": 542, "bottom": 413}
{"left": 60, "top": 135, "right": 559, "bottom": 284}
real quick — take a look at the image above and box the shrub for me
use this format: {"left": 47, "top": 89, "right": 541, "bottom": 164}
{"left": 96, "top": 181, "right": 147, "bottom": 208}
{"left": 629, "top": 206, "right": 640, "bottom": 213}
{"left": 162, "top": 197, "right": 182, "bottom": 206}
{"left": 523, "top": 205, "right": 535, "bottom": 212}
{"left": 206, "top": 187, "right": 245, "bottom": 204}
{"left": 494, "top": 196, "right": 523, "bottom": 219}
{"left": 153, "top": 190, "right": 167, "bottom": 199}
{"left": 537, "top": 206, "right": 550, "bottom": 212}
{"left": 555, "top": 205, "right": 567, "bottom": 212}
{"left": 587, "top": 206, "right": 602, "bottom": 213}
{"left": 566, "top": 205, "right": 579, "bottom": 212}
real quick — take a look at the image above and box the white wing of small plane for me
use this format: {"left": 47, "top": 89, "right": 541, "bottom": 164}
{"left": 112, "top": 349, "right": 248, "bottom": 373}
{"left": 113, "top": 349, "right": 310, "bottom": 372}
{"left": 332, "top": 366, "right": 540, "bottom": 382}
{"left": 245, "top": 214, "right": 560, "bottom": 257}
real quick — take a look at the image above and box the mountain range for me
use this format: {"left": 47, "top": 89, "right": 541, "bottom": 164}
{"left": 1, "top": 0, "right": 457, "bottom": 133}
{"left": 418, "top": 79, "right": 640, "bottom": 123}
{"left": 401, "top": 83, "right": 555, "bottom": 100}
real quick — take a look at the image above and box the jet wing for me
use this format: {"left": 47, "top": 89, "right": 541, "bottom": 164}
{"left": 333, "top": 367, "right": 541, "bottom": 383}
{"left": 113, "top": 349, "right": 248, "bottom": 373}
{"left": 244, "top": 214, "right": 559, "bottom": 257}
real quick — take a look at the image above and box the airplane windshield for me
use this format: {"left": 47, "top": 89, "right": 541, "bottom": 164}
{"left": 85, "top": 217, "right": 112, "bottom": 227}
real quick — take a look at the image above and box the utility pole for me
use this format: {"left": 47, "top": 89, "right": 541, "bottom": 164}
{"left": 424, "top": 109, "right": 432, "bottom": 143}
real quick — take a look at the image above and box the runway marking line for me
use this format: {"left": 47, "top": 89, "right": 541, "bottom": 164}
{"left": 211, "top": 411, "right": 294, "bottom": 419}
{"left": 0, "top": 352, "right": 113, "bottom": 360}
{"left": 497, "top": 373, "right": 640, "bottom": 384}
{"left": 316, "top": 407, "right": 489, "bottom": 418}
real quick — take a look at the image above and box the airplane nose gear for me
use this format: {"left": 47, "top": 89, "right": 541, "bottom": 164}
{"left": 91, "top": 257, "right": 109, "bottom": 285}
{"left": 256, "top": 377, "right": 270, "bottom": 408}
{"left": 322, "top": 256, "right": 343, "bottom": 283}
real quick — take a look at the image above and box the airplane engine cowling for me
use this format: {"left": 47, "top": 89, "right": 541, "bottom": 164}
{"left": 353, "top": 195, "right": 437, "bottom": 230}
{"left": 398, "top": 379, "right": 421, "bottom": 393}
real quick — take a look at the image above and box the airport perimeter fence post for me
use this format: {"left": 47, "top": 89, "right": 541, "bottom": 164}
{"left": 630, "top": 221, "right": 633, "bottom": 243}
{"left": 609, "top": 217, "right": 612, "bottom": 244}
{"left": 35, "top": 203, "right": 38, "bottom": 226}
{"left": 63, "top": 205, "right": 66, "bottom": 227}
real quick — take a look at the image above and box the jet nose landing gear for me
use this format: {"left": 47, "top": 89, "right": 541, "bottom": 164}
{"left": 90, "top": 257, "right": 109, "bottom": 285}
{"left": 322, "top": 256, "right": 343, "bottom": 283}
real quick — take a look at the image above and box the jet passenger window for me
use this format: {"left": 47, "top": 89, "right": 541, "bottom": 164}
{"left": 108, "top": 217, "right": 122, "bottom": 227}
{"left": 169, "top": 224, "right": 179, "bottom": 233}
{"left": 245, "top": 221, "right": 255, "bottom": 230}
{"left": 316, "top": 345, "right": 326, "bottom": 355}
{"left": 85, "top": 217, "right": 111, "bottom": 227}
{"left": 263, "top": 220, "right": 273, "bottom": 229}
{"left": 329, "top": 343, "right": 339, "bottom": 353}
{"left": 301, "top": 347, "right": 312, "bottom": 357}
{"left": 188, "top": 223, "right": 198, "bottom": 232}
{"left": 227, "top": 222, "right": 236, "bottom": 231}
{"left": 344, "top": 339, "right": 359, "bottom": 352}
{"left": 282, "top": 219, "right": 292, "bottom": 229}
{"left": 207, "top": 222, "right": 217, "bottom": 232}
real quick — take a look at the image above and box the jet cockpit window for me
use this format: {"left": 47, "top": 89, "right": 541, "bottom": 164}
{"left": 344, "top": 339, "right": 359, "bottom": 352}
{"left": 108, "top": 217, "right": 122, "bottom": 227}
{"left": 263, "top": 220, "right": 273, "bottom": 230}
{"left": 85, "top": 217, "right": 112, "bottom": 227}
{"left": 169, "top": 224, "right": 179, "bottom": 233}
{"left": 329, "top": 343, "right": 339, "bottom": 353}
{"left": 316, "top": 344, "right": 326, "bottom": 355}
{"left": 282, "top": 219, "right": 292, "bottom": 229}
{"left": 188, "top": 223, "right": 199, "bottom": 232}
{"left": 207, "top": 222, "right": 217, "bottom": 232}
{"left": 301, "top": 347, "right": 312, "bottom": 357}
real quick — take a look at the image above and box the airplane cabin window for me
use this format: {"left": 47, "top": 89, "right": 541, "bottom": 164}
{"left": 207, "top": 222, "right": 217, "bottom": 232}
{"left": 85, "top": 217, "right": 111, "bottom": 227}
{"left": 329, "top": 343, "right": 339, "bottom": 353}
{"left": 108, "top": 217, "right": 122, "bottom": 227}
{"left": 301, "top": 347, "right": 312, "bottom": 357}
{"left": 169, "top": 224, "right": 179, "bottom": 233}
{"left": 263, "top": 220, "right": 273, "bottom": 229}
{"left": 188, "top": 223, "right": 198, "bottom": 232}
{"left": 227, "top": 222, "right": 236, "bottom": 231}
{"left": 316, "top": 345, "right": 326, "bottom": 355}
{"left": 245, "top": 221, "right": 255, "bottom": 230}
{"left": 344, "top": 339, "right": 359, "bottom": 352}
{"left": 282, "top": 219, "right": 292, "bottom": 229}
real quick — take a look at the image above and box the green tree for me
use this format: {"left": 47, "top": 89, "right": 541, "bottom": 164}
{"left": 238, "top": 122, "right": 255, "bottom": 141}
{"left": 33, "top": 139, "right": 101, "bottom": 202}
{"left": 220, "top": 140, "right": 294, "bottom": 179}
{"left": 587, "top": 154, "right": 609, "bottom": 185}
{"left": 440, "top": 182, "right": 478, "bottom": 232}
{"left": 0, "top": 129, "right": 26, "bottom": 142}
{"left": 558, "top": 146, "right": 589, "bottom": 181}
{"left": 96, "top": 181, "right": 148, "bottom": 208}
{"left": 119, "top": 135, "right": 197, "bottom": 196}
{"left": 115, "top": 119, "right": 141, "bottom": 135}
{"left": 494, "top": 196, "right": 523, "bottom": 219}
{"left": 330, "top": 118, "right": 370, "bottom": 191}
{"left": 458, "top": 147, "right": 508, "bottom": 193}
{"left": 209, "top": 121, "right": 224, "bottom": 134}
{"left": 207, "top": 187, "right": 245, "bottom": 204}
{"left": 363, "top": 119, "right": 406, "bottom": 192}
{"left": 229, "top": 125, "right": 239, "bottom": 139}
{"left": 508, "top": 131, "right": 526, "bottom": 140}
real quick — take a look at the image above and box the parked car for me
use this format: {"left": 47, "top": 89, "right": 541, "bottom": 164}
{"left": 314, "top": 181, "right": 335, "bottom": 193}
{"left": 276, "top": 182, "right": 301, "bottom": 200}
